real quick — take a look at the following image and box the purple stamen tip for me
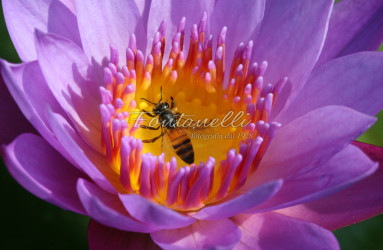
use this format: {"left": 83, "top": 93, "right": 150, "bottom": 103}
{"left": 147, "top": 54, "right": 154, "bottom": 65}
{"left": 136, "top": 50, "right": 144, "bottom": 62}
{"left": 117, "top": 113, "right": 124, "bottom": 120}
{"left": 170, "top": 70, "right": 177, "bottom": 79}
{"left": 243, "top": 41, "right": 253, "bottom": 60}
{"left": 108, "top": 63, "right": 117, "bottom": 76}
{"left": 208, "top": 60, "right": 216, "bottom": 70}
{"left": 130, "top": 69, "right": 136, "bottom": 80}
{"left": 254, "top": 76, "right": 263, "bottom": 89}
{"left": 198, "top": 11, "right": 208, "bottom": 34}
{"left": 159, "top": 19, "right": 167, "bottom": 37}
{"left": 219, "top": 26, "right": 227, "bottom": 44}
{"left": 126, "top": 83, "right": 136, "bottom": 94}
{"left": 121, "top": 65, "right": 129, "bottom": 77}
{"left": 100, "top": 104, "right": 111, "bottom": 122}
{"left": 126, "top": 48, "right": 135, "bottom": 62}
{"left": 154, "top": 42, "right": 162, "bottom": 55}
{"left": 257, "top": 61, "right": 268, "bottom": 76}
{"left": 114, "top": 98, "right": 124, "bottom": 109}
{"left": 172, "top": 33, "right": 181, "bottom": 46}
{"left": 191, "top": 24, "right": 198, "bottom": 41}
{"left": 178, "top": 17, "right": 186, "bottom": 33}
{"left": 153, "top": 31, "right": 161, "bottom": 45}
{"left": 216, "top": 46, "right": 223, "bottom": 59}
{"left": 205, "top": 72, "right": 212, "bottom": 82}
{"left": 116, "top": 72, "right": 125, "bottom": 85}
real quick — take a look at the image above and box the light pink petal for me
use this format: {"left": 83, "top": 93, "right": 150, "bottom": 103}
{"left": 151, "top": 219, "right": 241, "bottom": 250}
{"left": 60, "top": 0, "right": 76, "bottom": 13}
{"left": 0, "top": 60, "right": 74, "bottom": 162}
{"left": 192, "top": 179, "right": 282, "bottom": 220}
{"left": 249, "top": 144, "right": 377, "bottom": 212}
{"left": 210, "top": 0, "right": 265, "bottom": 78}
{"left": 146, "top": 0, "right": 215, "bottom": 56}
{"left": 134, "top": 0, "right": 152, "bottom": 34}
{"left": 317, "top": 0, "right": 383, "bottom": 65}
{"left": 77, "top": 178, "right": 159, "bottom": 233}
{"left": 119, "top": 194, "right": 195, "bottom": 230}
{"left": 75, "top": 0, "right": 146, "bottom": 65}
{"left": 0, "top": 65, "right": 36, "bottom": 144}
{"left": 253, "top": 0, "right": 333, "bottom": 117}
{"left": 278, "top": 142, "right": 383, "bottom": 230}
{"left": 252, "top": 106, "right": 376, "bottom": 185}
{"left": 277, "top": 52, "right": 383, "bottom": 125}
{"left": 3, "top": 133, "right": 86, "bottom": 214}
{"left": 232, "top": 212, "right": 339, "bottom": 250}
{"left": 3, "top": 0, "right": 81, "bottom": 61}
{"left": 45, "top": 109, "right": 120, "bottom": 194}
{"left": 88, "top": 220, "right": 161, "bottom": 250}
{"left": 34, "top": 31, "right": 102, "bottom": 153}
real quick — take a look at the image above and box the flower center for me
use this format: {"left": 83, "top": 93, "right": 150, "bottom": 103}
{"left": 99, "top": 13, "right": 286, "bottom": 211}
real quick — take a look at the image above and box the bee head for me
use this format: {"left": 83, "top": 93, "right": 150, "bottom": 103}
{"left": 153, "top": 101, "right": 169, "bottom": 114}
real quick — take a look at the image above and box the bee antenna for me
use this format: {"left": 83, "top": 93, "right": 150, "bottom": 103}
{"left": 140, "top": 98, "right": 156, "bottom": 105}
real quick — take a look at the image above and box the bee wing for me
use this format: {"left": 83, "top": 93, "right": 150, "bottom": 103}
{"left": 177, "top": 116, "right": 213, "bottom": 131}
{"left": 181, "top": 119, "right": 215, "bottom": 136}
{"left": 161, "top": 128, "right": 179, "bottom": 162}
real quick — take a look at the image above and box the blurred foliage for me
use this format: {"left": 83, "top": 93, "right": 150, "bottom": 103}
{"left": 0, "top": 164, "right": 89, "bottom": 250}
{"left": 0, "top": 1, "right": 383, "bottom": 250}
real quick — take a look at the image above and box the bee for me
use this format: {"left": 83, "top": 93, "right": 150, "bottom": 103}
{"left": 140, "top": 87, "right": 195, "bottom": 164}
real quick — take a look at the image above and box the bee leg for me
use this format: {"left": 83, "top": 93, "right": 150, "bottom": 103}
{"left": 142, "top": 109, "right": 156, "bottom": 117}
{"left": 170, "top": 96, "right": 175, "bottom": 109}
{"left": 161, "top": 127, "right": 165, "bottom": 153}
{"left": 140, "top": 125, "right": 161, "bottom": 130}
{"left": 142, "top": 131, "right": 165, "bottom": 143}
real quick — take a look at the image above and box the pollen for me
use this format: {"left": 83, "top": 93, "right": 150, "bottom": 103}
{"left": 99, "top": 12, "right": 286, "bottom": 211}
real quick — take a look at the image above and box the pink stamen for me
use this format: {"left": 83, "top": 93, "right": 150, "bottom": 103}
{"left": 97, "top": 13, "right": 287, "bottom": 211}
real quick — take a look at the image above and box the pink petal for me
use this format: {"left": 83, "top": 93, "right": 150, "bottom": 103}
{"left": 0, "top": 64, "right": 36, "bottom": 144}
{"left": 34, "top": 31, "right": 102, "bottom": 153}
{"left": 210, "top": 0, "right": 266, "bottom": 82}
{"left": 151, "top": 219, "right": 241, "bottom": 250}
{"left": 3, "top": 0, "right": 81, "bottom": 61}
{"left": 119, "top": 194, "right": 195, "bottom": 230}
{"left": 75, "top": 0, "right": 146, "bottom": 65}
{"left": 253, "top": 106, "right": 376, "bottom": 185}
{"left": 46, "top": 109, "right": 119, "bottom": 194}
{"left": 249, "top": 144, "right": 377, "bottom": 212}
{"left": 278, "top": 142, "right": 383, "bottom": 230}
{"left": 317, "top": 0, "right": 383, "bottom": 65}
{"left": 3, "top": 133, "right": 86, "bottom": 214}
{"left": 133, "top": 0, "right": 151, "bottom": 29}
{"left": 146, "top": 0, "right": 215, "bottom": 56}
{"left": 191, "top": 179, "right": 282, "bottom": 220}
{"left": 277, "top": 52, "right": 383, "bottom": 125}
{"left": 0, "top": 60, "right": 74, "bottom": 162}
{"left": 77, "top": 178, "right": 159, "bottom": 233}
{"left": 253, "top": 0, "right": 333, "bottom": 117}
{"left": 232, "top": 212, "right": 339, "bottom": 250}
{"left": 88, "top": 220, "right": 161, "bottom": 250}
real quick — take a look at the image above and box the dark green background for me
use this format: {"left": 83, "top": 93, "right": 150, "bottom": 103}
{"left": 0, "top": 2, "right": 382, "bottom": 250}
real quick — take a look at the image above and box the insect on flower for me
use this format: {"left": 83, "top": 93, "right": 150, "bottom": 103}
{"left": 140, "top": 86, "right": 195, "bottom": 164}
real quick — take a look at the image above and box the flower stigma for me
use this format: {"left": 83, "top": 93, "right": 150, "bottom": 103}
{"left": 99, "top": 12, "right": 286, "bottom": 211}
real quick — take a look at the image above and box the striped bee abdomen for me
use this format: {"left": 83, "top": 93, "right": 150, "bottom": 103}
{"left": 167, "top": 127, "right": 194, "bottom": 164}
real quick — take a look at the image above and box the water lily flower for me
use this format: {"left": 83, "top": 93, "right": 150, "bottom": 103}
{"left": 2, "top": 0, "right": 383, "bottom": 249}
